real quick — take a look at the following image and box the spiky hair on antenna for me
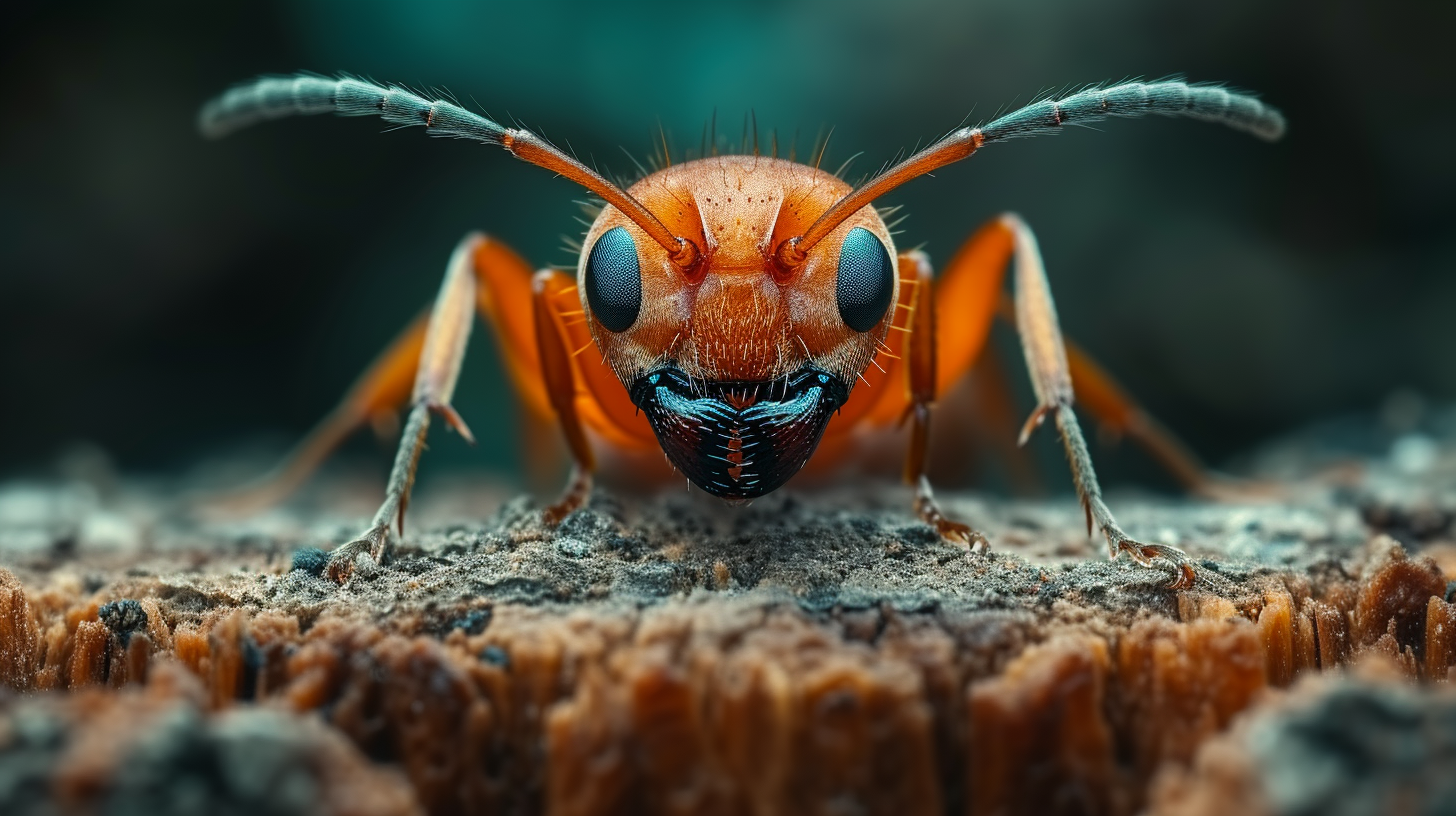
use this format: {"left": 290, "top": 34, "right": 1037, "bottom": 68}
{"left": 198, "top": 74, "right": 699, "bottom": 269}
{"left": 776, "top": 79, "right": 1286, "bottom": 269}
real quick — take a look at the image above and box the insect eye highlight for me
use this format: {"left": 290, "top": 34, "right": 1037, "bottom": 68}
{"left": 585, "top": 226, "right": 642, "bottom": 333}
{"left": 835, "top": 227, "right": 894, "bottom": 332}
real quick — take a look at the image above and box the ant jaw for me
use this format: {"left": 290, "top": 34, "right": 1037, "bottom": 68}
{"left": 629, "top": 364, "right": 849, "bottom": 501}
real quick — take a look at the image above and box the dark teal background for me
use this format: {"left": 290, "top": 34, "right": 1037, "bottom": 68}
{"left": 3, "top": 0, "right": 1452, "bottom": 494}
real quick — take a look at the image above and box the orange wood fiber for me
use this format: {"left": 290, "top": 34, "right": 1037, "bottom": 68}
{"left": 2, "top": 537, "right": 1453, "bottom": 816}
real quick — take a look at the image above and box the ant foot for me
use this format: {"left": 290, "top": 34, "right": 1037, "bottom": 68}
{"left": 326, "top": 524, "right": 390, "bottom": 584}
{"left": 541, "top": 466, "right": 593, "bottom": 527}
{"left": 935, "top": 517, "right": 992, "bottom": 554}
{"left": 914, "top": 476, "right": 990, "bottom": 554}
{"left": 1111, "top": 534, "right": 1196, "bottom": 590}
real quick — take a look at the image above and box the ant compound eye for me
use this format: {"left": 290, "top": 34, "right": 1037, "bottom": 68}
{"left": 835, "top": 227, "right": 894, "bottom": 332}
{"left": 585, "top": 226, "right": 642, "bottom": 333}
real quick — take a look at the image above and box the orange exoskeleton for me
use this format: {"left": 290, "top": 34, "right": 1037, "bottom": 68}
{"left": 199, "top": 74, "right": 1285, "bottom": 586}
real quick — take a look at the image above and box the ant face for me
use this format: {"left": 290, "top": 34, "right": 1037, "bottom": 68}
{"left": 578, "top": 155, "right": 898, "bottom": 500}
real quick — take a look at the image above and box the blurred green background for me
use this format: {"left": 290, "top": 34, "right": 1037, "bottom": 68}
{"left": 3, "top": 0, "right": 1452, "bottom": 494}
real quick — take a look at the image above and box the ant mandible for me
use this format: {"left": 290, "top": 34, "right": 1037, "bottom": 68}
{"left": 199, "top": 74, "right": 1284, "bottom": 587}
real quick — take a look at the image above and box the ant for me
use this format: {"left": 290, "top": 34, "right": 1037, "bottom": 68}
{"left": 199, "top": 74, "right": 1284, "bottom": 586}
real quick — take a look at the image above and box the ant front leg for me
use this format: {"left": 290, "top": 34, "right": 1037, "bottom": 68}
{"left": 213, "top": 232, "right": 603, "bottom": 582}
{"left": 920, "top": 215, "right": 1197, "bottom": 589}
{"left": 327, "top": 246, "right": 603, "bottom": 580}
{"left": 899, "top": 250, "right": 990, "bottom": 553}
{"left": 530, "top": 270, "right": 597, "bottom": 524}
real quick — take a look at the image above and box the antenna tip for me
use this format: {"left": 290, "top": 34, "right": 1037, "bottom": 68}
{"left": 196, "top": 100, "right": 227, "bottom": 140}
{"left": 1259, "top": 108, "right": 1288, "bottom": 142}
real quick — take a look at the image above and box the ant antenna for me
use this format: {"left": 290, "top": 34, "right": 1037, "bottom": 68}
{"left": 775, "top": 80, "right": 1285, "bottom": 269}
{"left": 200, "top": 74, "right": 699, "bottom": 269}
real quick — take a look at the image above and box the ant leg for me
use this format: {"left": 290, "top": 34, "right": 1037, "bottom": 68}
{"left": 326, "top": 235, "right": 486, "bottom": 581}
{"left": 928, "top": 215, "right": 1195, "bottom": 588}
{"left": 531, "top": 270, "right": 597, "bottom": 524}
{"left": 1001, "top": 214, "right": 1195, "bottom": 589}
{"left": 899, "top": 250, "right": 990, "bottom": 552}
{"left": 209, "top": 231, "right": 637, "bottom": 581}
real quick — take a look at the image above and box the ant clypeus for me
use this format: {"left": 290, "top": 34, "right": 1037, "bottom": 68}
{"left": 199, "top": 74, "right": 1284, "bottom": 586}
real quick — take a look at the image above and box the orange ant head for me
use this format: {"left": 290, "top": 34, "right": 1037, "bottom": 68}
{"left": 577, "top": 156, "right": 898, "bottom": 501}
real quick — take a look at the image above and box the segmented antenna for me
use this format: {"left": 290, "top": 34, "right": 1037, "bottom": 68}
{"left": 781, "top": 80, "right": 1286, "bottom": 264}
{"left": 198, "top": 75, "right": 507, "bottom": 143}
{"left": 980, "top": 80, "right": 1285, "bottom": 144}
{"left": 199, "top": 73, "right": 700, "bottom": 268}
